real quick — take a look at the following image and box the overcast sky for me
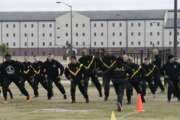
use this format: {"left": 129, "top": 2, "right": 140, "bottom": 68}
{"left": 0, "top": 0, "right": 179, "bottom": 11}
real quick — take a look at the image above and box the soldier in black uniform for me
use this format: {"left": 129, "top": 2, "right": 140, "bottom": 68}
{"left": 0, "top": 63, "right": 13, "bottom": 99}
{"left": 153, "top": 54, "right": 165, "bottom": 92}
{"left": 64, "top": 56, "right": 89, "bottom": 103}
{"left": 31, "top": 56, "right": 49, "bottom": 99}
{"left": 162, "top": 55, "right": 180, "bottom": 102}
{"left": 42, "top": 54, "right": 67, "bottom": 100}
{"left": 98, "top": 50, "right": 117, "bottom": 101}
{"left": 0, "top": 54, "right": 30, "bottom": 102}
{"left": 79, "top": 51, "right": 102, "bottom": 97}
{"left": 22, "top": 57, "right": 37, "bottom": 97}
{"left": 141, "top": 58, "right": 157, "bottom": 96}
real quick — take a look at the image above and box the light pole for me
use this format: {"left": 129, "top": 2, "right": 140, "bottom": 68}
{"left": 56, "top": 1, "right": 73, "bottom": 56}
{"left": 174, "top": 0, "right": 178, "bottom": 57}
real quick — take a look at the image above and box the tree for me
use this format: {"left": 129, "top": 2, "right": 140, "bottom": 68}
{"left": 0, "top": 43, "right": 10, "bottom": 61}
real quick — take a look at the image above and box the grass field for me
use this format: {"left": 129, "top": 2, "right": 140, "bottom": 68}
{"left": 0, "top": 82, "right": 180, "bottom": 120}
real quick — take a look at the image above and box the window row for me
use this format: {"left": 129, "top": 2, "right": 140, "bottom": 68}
{"left": 5, "top": 42, "right": 53, "bottom": 47}
{"left": 4, "top": 24, "right": 53, "bottom": 28}
{"left": 65, "top": 23, "right": 86, "bottom": 28}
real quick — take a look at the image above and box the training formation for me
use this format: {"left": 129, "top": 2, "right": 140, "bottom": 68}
{"left": 0, "top": 49, "right": 179, "bottom": 113}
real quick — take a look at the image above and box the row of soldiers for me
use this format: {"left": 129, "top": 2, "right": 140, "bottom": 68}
{"left": 0, "top": 51, "right": 180, "bottom": 112}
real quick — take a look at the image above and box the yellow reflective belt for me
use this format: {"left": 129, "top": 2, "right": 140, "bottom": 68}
{"left": 67, "top": 64, "right": 83, "bottom": 76}
{"left": 130, "top": 66, "right": 141, "bottom": 79}
{"left": 146, "top": 65, "right": 156, "bottom": 77}
{"left": 30, "top": 65, "right": 40, "bottom": 75}
{"left": 100, "top": 58, "right": 116, "bottom": 69}
{"left": 83, "top": 56, "right": 95, "bottom": 69}
{"left": 24, "top": 69, "right": 30, "bottom": 74}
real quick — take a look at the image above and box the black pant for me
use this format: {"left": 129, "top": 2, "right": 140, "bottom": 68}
{"left": 167, "top": 79, "right": 180, "bottom": 102}
{"left": 1, "top": 75, "right": 29, "bottom": 101}
{"left": 125, "top": 80, "right": 133, "bottom": 104}
{"left": 112, "top": 78, "right": 126, "bottom": 106}
{"left": 154, "top": 74, "right": 165, "bottom": 92}
{"left": 70, "top": 78, "right": 88, "bottom": 102}
{"left": 34, "top": 74, "right": 50, "bottom": 98}
{"left": 103, "top": 75, "right": 112, "bottom": 99}
{"left": 47, "top": 76, "right": 66, "bottom": 99}
{"left": 84, "top": 73, "right": 102, "bottom": 96}
{"left": 23, "top": 75, "right": 38, "bottom": 97}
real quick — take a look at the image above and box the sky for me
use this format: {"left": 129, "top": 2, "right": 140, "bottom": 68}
{"left": 0, "top": 0, "right": 179, "bottom": 11}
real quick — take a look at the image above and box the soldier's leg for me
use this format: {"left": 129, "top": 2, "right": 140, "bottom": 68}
{"left": 83, "top": 74, "right": 89, "bottom": 94}
{"left": 78, "top": 80, "right": 89, "bottom": 103}
{"left": 126, "top": 81, "right": 133, "bottom": 104}
{"left": 1, "top": 77, "right": 11, "bottom": 101}
{"left": 91, "top": 75, "right": 102, "bottom": 97}
{"left": 54, "top": 77, "right": 67, "bottom": 99}
{"left": 147, "top": 79, "right": 156, "bottom": 95}
{"left": 13, "top": 76, "right": 30, "bottom": 100}
{"left": 70, "top": 80, "right": 76, "bottom": 103}
{"left": 103, "top": 76, "right": 111, "bottom": 101}
{"left": 155, "top": 75, "right": 165, "bottom": 92}
{"left": 167, "top": 80, "right": 174, "bottom": 102}
{"left": 33, "top": 76, "right": 40, "bottom": 97}
{"left": 173, "top": 81, "right": 180, "bottom": 101}
{"left": 42, "top": 76, "right": 53, "bottom": 100}
{"left": 7, "top": 88, "right": 13, "bottom": 99}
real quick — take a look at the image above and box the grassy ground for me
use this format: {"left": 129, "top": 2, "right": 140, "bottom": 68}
{"left": 0, "top": 83, "right": 180, "bottom": 120}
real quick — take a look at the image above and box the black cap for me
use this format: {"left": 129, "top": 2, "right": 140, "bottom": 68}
{"left": 168, "top": 55, "right": 174, "bottom": 60}
{"left": 4, "top": 53, "right": 11, "bottom": 58}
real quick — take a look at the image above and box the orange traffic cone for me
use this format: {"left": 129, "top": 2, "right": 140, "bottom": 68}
{"left": 136, "top": 94, "right": 143, "bottom": 113}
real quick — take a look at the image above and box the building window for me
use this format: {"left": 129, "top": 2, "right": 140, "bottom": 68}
{"left": 24, "top": 24, "right": 27, "bottom": 28}
{"left": 42, "top": 33, "right": 45, "bottom": 37}
{"left": 76, "top": 42, "right": 78, "bottom": 46}
{"left": 119, "top": 23, "right": 122, "bottom": 27}
{"left": 94, "top": 32, "right": 97, "bottom": 36}
{"left": 66, "top": 32, "right": 68, "bottom": 37}
{"left": 138, "top": 32, "right": 141, "bottom": 36}
{"left": 169, "top": 32, "right": 172, "bottom": 36}
{"left": 94, "top": 42, "right": 96, "bottom": 46}
{"left": 24, "top": 42, "right": 27, "bottom": 46}
{"left": 112, "top": 23, "right": 115, "bottom": 27}
{"left": 112, "top": 42, "right": 115, "bottom": 46}
{"left": 31, "top": 33, "right": 34, "bottom": 37}
{"left": 157, "top": 41, "right": 160, "bottom": 45}
{"left": 82, "top": 33, "right": 85, "bottom": 36}
{"left": 31, "top": 24, "right": 34, "bottom": 28}
{"left": 75, "top": 24, "right": 78, "bottom": 28}
{"left": 119, "top": 41, "right": 122, "bottom": 45}
{"left": 150, "top": 32, "right": 153, "bottom": 36}
{"left": 157, "top": 22, "right": 160, "bottom": 26}
{"left": 13, "top": 42, "right": 16, "bottom": 46}
{"left": 131, "top": 32, "right": 134, "bottom": 36}
{"left": 150, "top": 23, "right": 153, "bottom": 26}
{"left": 13, "top": 33, "right": 16, "bottom": 37}
{"left": 94, "top": 23, "right": 96, "bottom": 27}
{"left": 101, "top": 23, "right": 103, "bottom": 27}
{"left": 6, "top": 43, "right": 9, "bottom": 46}
{"left": 82, "top": 24, "right": 85, "bottom": 27}
{"left": 13, "top": 24, "right": 16, "bottom": 28}
{"left": 112, "top": 32, "right": 115, "bottom": 36}
{"left": 150, "top": 41, "right": 153, "bottom": 45}
{"left": 24, "top": 33, "right": 27, "bottom": 37}
{"left": 177, "top": 32, "right": 179, "bottom": 36}
{"left": 101, "top": 32, "right": 104, "bottom": 36}
{"left": 138, "top": 23, "right": 141, "bottom": 27}
{"left": 6, "top": 33, "right": 9, "bottom": 37}
{"left": 131, "top": 23, "right": 134, "bottom": 27}
{"left": 31, "top": 42, "right": 34, "bottom": 46}
{"left": 6, "top": 24, "right": 9, "bottom": 28}
{"left": 169, "top": 41, "right": 172, "bottom": 45}
{"left": 43, "top": 42, "right": 45, "bottom": 46}
{"left": 49, "top": 42, "right": 52, "bottom": 46}
{"left": 76, "top": 32, "right": 79, "bottom": 37}
{"left": 49, "top": 33, "right": 52, "bottom": 37}
{"left": 138, "top": 41, "right": 141, "bottom": 46}
{"left": 57, "top": 36, "right": 60, "bottom": 39}
{"left": 101, "top": 42, "right": 103, "bottom": 46}
{"left": 157, "top": 32, "right": 160, "bottom": 36}
{"left": 131, "top": 41, "right": 134, "bottom": 45}
{"left": 83, "top": 42, "right": 85, "bottom": 46}
{"left": 49, "top": 24, "right": 52, "bottom": 28}
{"left": 65, "top": 24, "right": 68, "bottom": 27}
{"left": 57, "top": 27, "right": 60, "bottom": 30}
{"left": 42, "top": 24, "right": 45, "bottom": 28}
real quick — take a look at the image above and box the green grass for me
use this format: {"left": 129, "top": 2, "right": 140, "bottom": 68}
{"left": 0, "top": 83, "right": 180, "bottom": 120}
